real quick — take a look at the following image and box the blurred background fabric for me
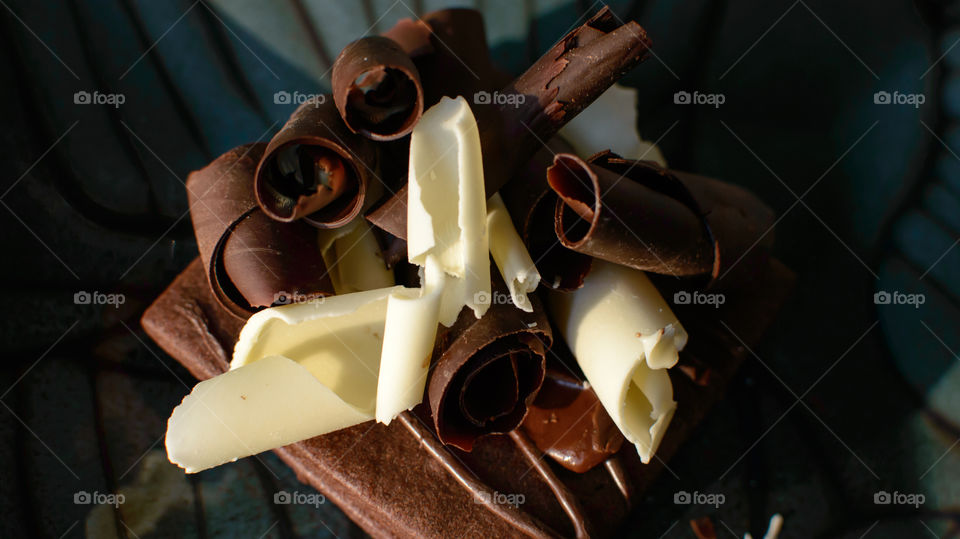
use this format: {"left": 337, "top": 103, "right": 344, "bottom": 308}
{"left": 0, "top": 0, "right": 957, "bottom": 537}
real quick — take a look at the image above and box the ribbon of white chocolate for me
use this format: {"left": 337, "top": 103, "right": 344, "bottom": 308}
{"left": 546, "top": 259, "right": 687, "bottom": 463}
{"left": 167, "top": 286, "right": 402, "bottom": 472}
{"left": 486, "top": 193, "right": 540, "bottom": 312}
{"left": 407, "top": 96, "right": 491, "bottom": 326}
{"left": 377, "top": 96, "right": 497, "bottom": 421}
{"left": 558, "top": 83, "right": 667, "bottom": 166}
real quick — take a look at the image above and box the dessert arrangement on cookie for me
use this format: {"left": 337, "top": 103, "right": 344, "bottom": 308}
{"left": 141, "top": 7, "right": 794, "bottom": 538}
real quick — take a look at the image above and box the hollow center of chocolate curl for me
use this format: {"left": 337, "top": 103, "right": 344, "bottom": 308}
{"left": 265, "top": 144, "right": 356, "bottom": 219}
{"left": 347, "top": 67, "right": 418, "bottom": 135}
{"left": 460, "top": 353, "right": 521, "bottom": 426}
{"left": 548, "top": 157, "right": 597, "bottom": 243}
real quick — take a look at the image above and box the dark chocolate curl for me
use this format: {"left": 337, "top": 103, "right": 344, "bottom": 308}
{"left": 428, "top": 279, "right": 551, "bottom": 451}
{"left": 559, "top": 151, "right": 776, "bottom": 287}
{"left": 332, "top": 36, "right": 424, "bottom": 141}
{"left": 255, "top": 97, "right": 380, "bottom": 228}
{"left": 366, "top": 7, "right": 651, "bottom": 240}
{"left": 187, "top": 144, "right": 334, "bottom": 317}
{"left": 547, "top": 152, "right": 714, "bottom": 278}
{"left": 522, "top": 366, "right": 625, "bottom": 474}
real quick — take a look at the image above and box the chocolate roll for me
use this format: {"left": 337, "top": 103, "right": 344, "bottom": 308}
{"left": 548, "top": 151, "right": 775, "bottom": 286}
{"left": 255, "top": 97, "right": 380, "bottom": 227}
{"left": 366, "top": 7, "right": 652, "bottom": 241}
{"left": 332, "top": 36, "right": 423, "bottom": 141}
{"left": 428, "top": 278, "right": 551, "bottom": 451}
{"left": 142, "top": 255, "right": 794, "bottom": 538}
{"left": 187, "top": 143, "right": 334, "bottom": 317}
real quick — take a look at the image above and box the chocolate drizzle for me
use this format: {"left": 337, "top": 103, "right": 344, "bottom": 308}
{"left": 510, "top": 429, "right": 594, "bottom": 538}
{"left": 398, "top": 412, "right": 556, "bottom": 538}
{"left": 603, "top": 458, "right": 633, "bottom": 506}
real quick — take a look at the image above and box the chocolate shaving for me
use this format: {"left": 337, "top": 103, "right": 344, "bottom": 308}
{"left": 332, "top": 36, "right": 423, "bottom": 141}
{"left": 428, "top": 277, "right": 551, "bottom": 451}
{"left": 549, "top": 151, "right": 775, "bottom": 287}
{"left": 255, "top": 97, "right": 380, "bottom": 227}
{"left": 547, "top": 152, "right": 713, "bottom": 278}
{"left": 186, "top": 143, "right": 334, "bottom": 317}
{"left": 366, "top": 7, "right": 651, "bottom": 239}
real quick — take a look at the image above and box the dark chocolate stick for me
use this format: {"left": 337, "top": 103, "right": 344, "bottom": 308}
{"left": 366, "top": 7, "right": 652, "bottom": 238}
{"left": 550, "top": 151, "right": 775, "bottom": 287}
{"left": 332, "top": 36, "right": 424, "bottom": 141}
{"left": 428, "top": 277, "right": 551, "bottom": 451}
{"left": 255, "top": 97, "right": 380, "bottom": 228}
{"left": 186, "top": 143, "right": 334, "bottom": 317}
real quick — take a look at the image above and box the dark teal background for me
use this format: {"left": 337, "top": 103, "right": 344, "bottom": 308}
{"left": 0, "top": 0, "right": 957, "bottom": 537}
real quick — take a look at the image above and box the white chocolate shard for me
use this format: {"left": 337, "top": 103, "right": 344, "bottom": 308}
{"left": 486, "top": 193, "right": 540, "bottom": 312}
{"left": 165, "top": 287, "right": 404, "bottom": 472}
{"left": 166, "top": 355, "right": 374, "bottom": 473}
{"left": 375, "top": 257, "right": 447, "bottom": 424}
{"left": 407, "top": 96, "right": 490, "bottom": 325}
{"left": 559, "top": 83, "right": 667, "bottom": 166}
{"left": 317, "top": 219, "right": 395, "bottom": 294}
{"left": 546, "top": 260, "right": 687, "bottom": 463}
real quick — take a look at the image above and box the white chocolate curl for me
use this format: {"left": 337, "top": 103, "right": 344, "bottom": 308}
{"left": 546, "top": 260, "right": 688, "bottom": 463}
{"left": 376, "top": 97, "right": 494, "bottom": 421}
{"left": 167, "top": 287, "right": 403, "bottom": 473}
{"left": 486, "top": 193, "right": 540, "bottom": 311}
{"left": 407, "top": 96, "right": 490, "bottom": 326}
{"left": 375, "top": 257, "right": 446, "bottom": 423}
{"left": 559, "top": 83, "right": 667, "bottom": 166}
